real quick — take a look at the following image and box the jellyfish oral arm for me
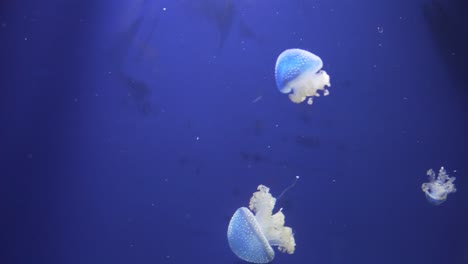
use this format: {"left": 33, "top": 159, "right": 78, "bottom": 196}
{"left": 286, "top": 69, "right": 331, "bottom": 105}
{"left": 262, "top": 209, "right": 295, "bottom": 254}
{"left": 249, "top": 185, "right": 296, "bottom": 254}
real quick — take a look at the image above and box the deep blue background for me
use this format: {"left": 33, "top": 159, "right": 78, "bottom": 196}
{"left": 1, "top": 0, "right": 467, "bottom": 263}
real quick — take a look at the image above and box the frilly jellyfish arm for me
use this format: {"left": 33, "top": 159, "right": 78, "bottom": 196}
{"left": 227, "top": 185, "right": 296, "bottom": 263}
{"left": 421, "top": 166, "right": 457, "bottom": 205}
{"left": 249, "top": 185, "right": 275, "bottom": 218}
{"left": 275, "top": 48, "right": 331, "bottom": 105}
{"left": 249, "top": 185, "right": 296, "bottom": 254}
{"left": 426, "top": 169, "right": 436, "bottom": 181}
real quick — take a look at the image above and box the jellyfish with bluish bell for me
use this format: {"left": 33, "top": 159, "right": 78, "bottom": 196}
{"left": 421, "top": 166, "right": 457, "bottom": 205}
{"left": 227, "top": 185, "right": 295, "bottom": 263}
{"left": 275, "top": 48, "right": 331, "bottom": 105}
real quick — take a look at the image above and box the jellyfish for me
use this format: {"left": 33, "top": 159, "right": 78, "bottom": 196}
{"left": 275, "top": 48, "right": 331, "bottom": 105}
{"left": 227, "top": 185, "right": 295, "bottom": 263}
{"left": 421, "top": 166, "right": 457, "bottom": 205}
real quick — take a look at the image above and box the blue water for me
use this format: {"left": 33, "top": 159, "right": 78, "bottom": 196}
{"left": 1, "top": 0, "right": 467, "bottom": 263}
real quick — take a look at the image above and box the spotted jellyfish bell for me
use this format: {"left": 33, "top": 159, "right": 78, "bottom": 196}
{"left": 227, "top": 185, "right": 296, "bottom": 263}
{"left": 275, "top": 48, "right": 331, "bottom": 105}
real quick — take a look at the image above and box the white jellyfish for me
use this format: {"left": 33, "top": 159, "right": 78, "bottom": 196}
{"left": 227, "top": 185, "right": 296, "bottom": 263}
{"left": 275, "top": 48, "right": 331, "bottom": 105}
{"left": 421, "top": 166, "right": 457, "bottom": 205}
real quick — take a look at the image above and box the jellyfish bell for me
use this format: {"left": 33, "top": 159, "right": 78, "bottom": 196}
{"left": 227, "top": 207, "right": 275, "bottom": 263}
{"left": 421, "top": 166, "right": 457, "bottom": 205}
{"left": 275, "top": 48, "right": 331, "bottom": 105}
{"left": 423, "top": 192, "right": 447, "bottom": 206}
{"left": 227, "top": 185, "right": 295, "bottom": 263}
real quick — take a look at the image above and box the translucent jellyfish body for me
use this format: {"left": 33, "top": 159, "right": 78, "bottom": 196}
{"left": 275, "top": 48, "right": 331, "bottom": 105}
{"left": 227, "top": 185, "right": 295, "bottom": 263}
{"left": 421, "top": 166, "right": 457, "bottom": 205}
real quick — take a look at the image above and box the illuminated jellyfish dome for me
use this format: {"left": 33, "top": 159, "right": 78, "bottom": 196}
{"left": 227, "top": 185, "right": 295, "bottom": 263}
{"left": 275, "top": 48, "right": 331, "bottom": 105}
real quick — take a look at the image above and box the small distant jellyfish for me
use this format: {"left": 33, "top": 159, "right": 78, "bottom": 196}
{"left": 421, "top": 166, "right": 457, "bottom": 205}
{"left": 275, "top": 48, "right": 331, "bottom": 105}
{"left": 227, "top": 185, "right": 295, "bottom": 263}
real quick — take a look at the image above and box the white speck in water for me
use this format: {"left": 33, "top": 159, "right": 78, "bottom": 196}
{"left": 252, "top": 96, "right": 262, "bottom": 103}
